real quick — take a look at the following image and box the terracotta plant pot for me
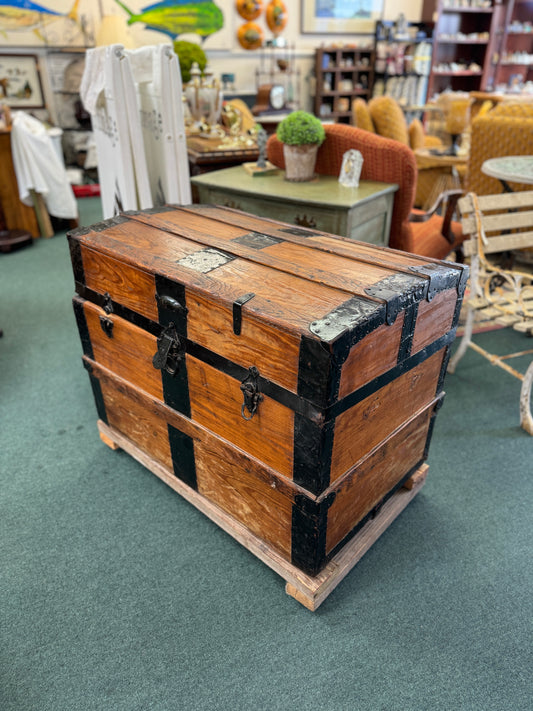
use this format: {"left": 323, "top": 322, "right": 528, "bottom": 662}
{"left": 282, "top": 144, "right": 318, "bottom": 182}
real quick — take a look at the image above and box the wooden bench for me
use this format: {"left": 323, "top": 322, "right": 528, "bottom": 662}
{"left": 448, "top": 190, "right": 533, "bottom": 434}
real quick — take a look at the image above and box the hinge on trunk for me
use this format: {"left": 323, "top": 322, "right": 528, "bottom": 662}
{"left": 240, "top": 366, "right": 263, "bottom": 420}
{"left": 152, "top": 323, "right": 183, "bottom": 376}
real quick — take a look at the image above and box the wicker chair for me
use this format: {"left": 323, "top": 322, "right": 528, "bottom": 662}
{"left": 465, "top": 101, "right": 533, "bottom": 196}
{"left": 266, "top": 123, "right": 464, "bottom": 260}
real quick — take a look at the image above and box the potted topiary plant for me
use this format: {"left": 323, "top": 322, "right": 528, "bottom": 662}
{"left": 276, "top": 110, "right": 325, "bottom": 181}
{"left": 173, "top": 40, "right": 207, "bottom": 84}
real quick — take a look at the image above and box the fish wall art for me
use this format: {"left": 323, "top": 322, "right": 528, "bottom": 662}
{"left": 0, "top": 1, "right": 231, "bottom": 49}
{"left": 0, "top": 0, "right": 94, "bottom": 46}
{"left": 112, "top": 0, "right": 230, "bottom": 48}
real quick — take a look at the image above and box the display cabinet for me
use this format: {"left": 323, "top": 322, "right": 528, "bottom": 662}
{"left": 372, "top": 20, "right": 434, "bottom": 110}
{"left": 490, "top": 0, "right": 533, "bottom": 91}
{"left": 423, "top": 0, "right": 499, "bottom": 98}
{"left": 313, "top": 46, "right": 375, "bottom": 123}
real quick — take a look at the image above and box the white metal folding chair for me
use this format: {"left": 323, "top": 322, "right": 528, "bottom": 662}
{"left": 80, "top": 44, "right": 152, "bottom": 219}
{"left": 126, "top": 45, "right": 191, "bottom": 206}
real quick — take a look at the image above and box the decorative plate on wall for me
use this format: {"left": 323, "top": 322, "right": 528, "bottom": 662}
{"left": 237, "top": 21, "right": 264, "bottom": 50}
{"left": 236, "top": 0, "right": 263, "bottom": 21}
{"left": 266, "top": 0, "right": 288, "bottom": 36}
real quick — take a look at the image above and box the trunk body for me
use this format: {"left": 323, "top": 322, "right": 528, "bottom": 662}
{"left": 69, "top": 205, "right": 467, "bottom": 576}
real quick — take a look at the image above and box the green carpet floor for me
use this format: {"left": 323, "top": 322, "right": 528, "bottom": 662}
{"left": 1, "top": 198, "right": 532, "bottom": 710}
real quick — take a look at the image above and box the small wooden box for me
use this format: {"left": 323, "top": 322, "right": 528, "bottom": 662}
{"left": 68, "top": 205, "right": 467, "bottom": 602}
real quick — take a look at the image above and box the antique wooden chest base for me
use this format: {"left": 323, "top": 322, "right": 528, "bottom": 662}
{"left": 98, "top": 417, "right": 428, "bottom": 611}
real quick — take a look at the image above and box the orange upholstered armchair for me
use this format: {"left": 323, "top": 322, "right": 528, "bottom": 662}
{"left": 352, "top": 96, "right": 450, "bottom": 209}
{"left": 267, "top": 123, "right": 464, "bottom": 260}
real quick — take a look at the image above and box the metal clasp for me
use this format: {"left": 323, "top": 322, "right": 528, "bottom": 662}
{"left": 99, "top": 315, "right": 114, "bottom": 337}
{"left": 152, "top": 323, "right": 183, "bottom": 377}
{"left": 240, "top": 366, "right": 263, "bottom": 420}
{"left": 102, "top": 292, "right": 114, "bottom": 314}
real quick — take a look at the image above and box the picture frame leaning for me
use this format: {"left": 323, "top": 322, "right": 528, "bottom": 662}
{"left": 0, "top": 55, "right": 45, "bottom": 109}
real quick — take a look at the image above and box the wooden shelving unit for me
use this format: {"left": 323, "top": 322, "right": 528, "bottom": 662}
{"left": 490, "top": 0, "right": 533, "bottom": 90}
{"left": 372, "top": 20, "right": 434, "bottom": 110}
{"left": 313, "top": 46, "right": 374, "bottom": 123}
{"left": 423, "top": 0, "right": 500, "bottom": 98}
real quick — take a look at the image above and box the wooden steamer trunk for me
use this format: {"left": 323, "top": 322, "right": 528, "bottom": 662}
{"left": 68, "top": 205, "right": 467, "bottom": 609}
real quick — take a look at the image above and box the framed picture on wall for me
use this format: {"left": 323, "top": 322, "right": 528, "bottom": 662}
{"left": 0, "top": 54, "right": 45, "bottom": 109}
{"left": 301, "top": 0, "right": 384, "bottom": 35}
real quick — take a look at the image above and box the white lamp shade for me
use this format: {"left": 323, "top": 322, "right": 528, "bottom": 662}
{"left": 96, "top": 15, "right": 135, "bottom": 48}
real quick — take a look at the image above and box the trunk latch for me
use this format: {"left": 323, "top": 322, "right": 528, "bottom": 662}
{"left": 152, "top": 323, "right": 183, "bottom": 376}
{"left": 240, "top": 366, "right": 263, "bottom": 420}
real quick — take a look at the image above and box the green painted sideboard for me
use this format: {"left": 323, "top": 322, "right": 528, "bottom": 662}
{"left": 191, "top": 165, "right": 398, "bottom": 247}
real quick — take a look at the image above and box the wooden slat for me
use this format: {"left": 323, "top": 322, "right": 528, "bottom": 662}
{"left": 330, "top": 349, "right": 444, "bottom": 482}
{"left": 186, "top": 290, "right": 302, "bottom": 394}
{"left": 87, "top": 356, "right": 308, "bottom": 503}
{"left": 468, "top": 296, "right": 490, "bottom": 310}
{"left": 82, "top": 246, "right": 158, "bottom": 322}
{"left": 82, "top": 299, "right": 164, "bottom": 401}
{"left": 195, "top": 442, "right": 293, "bottom": 559}
{"left": 411, "top": 288, "right": 458, "bottom": 355}
{"left": 477, "top": 306, "right": 505, "bottom": 318}
{"left": 187, "top": 355, "right": 295, "bottom": 479}
{"left": 458, "top": 190, "right": 533, "bottom": 216}
{"left": 127, "top": 208, "right": 401, "bottom": 296}
{"left": 100, "top": 378, "right": 173, "bottom": 471}
{"left": 186, "top": 203, "right": 450, "bottom": 272}
{"left": 495, "top": 315, "right": 522, "bottom": 326}
{"left": 479, "top": 230, "right": 533, "bottom": 255}
{"left": 203, "top": 255, "right": 350, "bottom": 334}
{"left": 338, "top": 314, "right": 404, "bottom": 398}
{"left": 513, "top": 320, "right": 533, "bottom": 333}
{"left": 462, "top": 241, "right": 479, "bottom": 257}
{"left": 462, "top": 211, "right": 533, "bottom": 237}
{"left": 463, "top": 230, "right": 533, "bottom": 256}
{"left": 99, "top": 429, "right": 120, "bottom": 450}
{"left": 74, "top": 219, "right": 366, "bottom": 339}
{"left": 326, "top": 407, "right": 431, "bottom": 553}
